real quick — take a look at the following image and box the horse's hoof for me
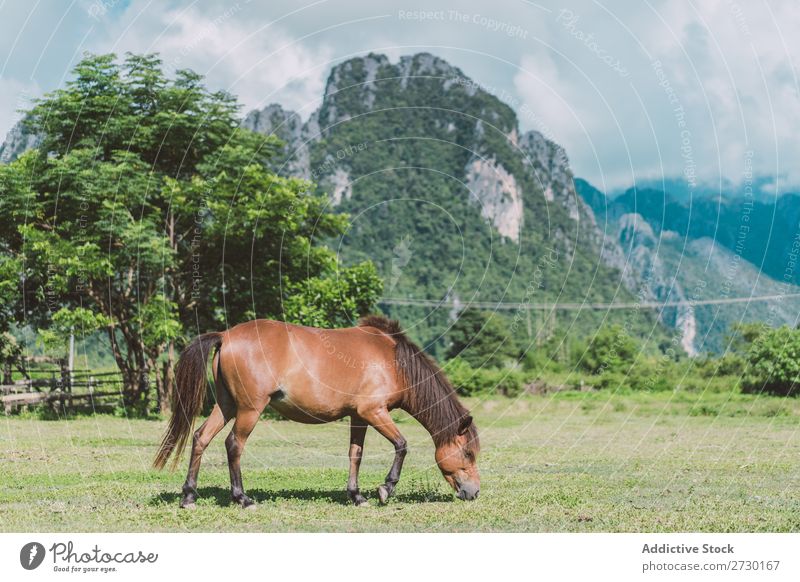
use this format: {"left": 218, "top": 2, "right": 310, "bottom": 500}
{"left": 349, "top": 491, "right": 369, "bottom": 506}
{"left": 377, "top": 485, "right": 390, "bottom": 505}
{"left": 238, "top": 497, "right": 256, "bottom": 510}
{"left": 180, "top": 501, "right": 196, "bottom": 510}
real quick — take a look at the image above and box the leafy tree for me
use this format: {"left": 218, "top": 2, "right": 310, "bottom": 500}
{"left": 0, "top": 53, "right": 381, "bottom": 412}
{"left": 282, "top": 262, "right": 382, "bottom": 328}
{"left": 744, "top": 326, "right": 800, "bottom": 396}
{"left": 37, "top": 308, "right": 113, "bottom": 355}
{"left": 445, "top": 309, "right": 517, "bottom": 368}
{"left": 0, "top": 331, "right": 23, "bottom": 384}
{"left": 728, "top": 321, "right": 769, "bottom": 352}
{"left": 580, "top": 323, "right": 639, "bottom": 375}
{"left": 0, "top": 177, "right": 24, "bottom": 340}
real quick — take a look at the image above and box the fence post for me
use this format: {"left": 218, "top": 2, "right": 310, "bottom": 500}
{"left": 47, "top": 371, "right": 57, "bottom": 414}
{"left": 60, "top": 358, "right": 73, "bottom": 412}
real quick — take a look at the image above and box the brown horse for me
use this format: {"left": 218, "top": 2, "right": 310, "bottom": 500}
{"left": 154, "top": 315, "right": 480, "bottom": 508}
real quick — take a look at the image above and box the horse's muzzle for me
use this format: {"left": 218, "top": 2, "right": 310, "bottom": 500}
{"left": 457, "top": 482, "right": 480, "bottom": 501}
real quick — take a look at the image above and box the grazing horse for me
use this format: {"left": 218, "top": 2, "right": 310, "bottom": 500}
{"left": 154, "top": 315, "right": 480, "bottom": 508}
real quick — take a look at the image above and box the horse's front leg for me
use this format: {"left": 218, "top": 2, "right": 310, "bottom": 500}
{"left": 361, "top": 407, "right": 407, "bottom": 504}
{"left": 347, "top": 417, "right": 368, "bottom": 506}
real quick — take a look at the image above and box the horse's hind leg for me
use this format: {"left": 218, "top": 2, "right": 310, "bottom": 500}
{"left": 347, "top": 417, "right": 368, "bottom": 506}
{"left": 180, "top": 404, "right": 229, "bottom": 509}
{"left": 225, "top": 408, "right": 261, "bottom": 509}
{"left": 361, "top": 407, "right": 407, "bottom": 504}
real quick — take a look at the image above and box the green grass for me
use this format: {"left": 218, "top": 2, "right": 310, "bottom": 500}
{"left": 2, "top": 392, "right": 800, "bottom": 532}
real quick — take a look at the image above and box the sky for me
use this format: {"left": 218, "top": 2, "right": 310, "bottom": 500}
{"left": 1, "top": 0, "right": 798, "bottom": 195}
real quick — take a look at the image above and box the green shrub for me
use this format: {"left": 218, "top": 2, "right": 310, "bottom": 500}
{"left": 688, "top": 404, "right": 719, "bottom": 417}
{"left": 694, "top": 353, "right": 746, "bottom": 378}
{"left": 580, "top": 324, "right": 639, "bottom": 375}
{"left": 628, "top": 363, "right": 673, "bottom": 392}
{"left": 445, "top": 310, "right": 519, "bottom": 369}
{"left": 444, "top": 358, "right": 526, "bottom": 397}
{"left": 590, "top": 360, "right": 673, "bottom": 392}
{"left": 743, "top": 326, "right": 800, "bottom": 396}
{"left": 593, "top": 371, "right": 627, "bottom": 391}
{"left": 520, "top": 345, "right": 564, "bottom": 373}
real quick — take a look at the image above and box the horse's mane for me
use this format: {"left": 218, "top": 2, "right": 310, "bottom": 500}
{"left": 358, "top": 315, "right": 479, "bottom": 452}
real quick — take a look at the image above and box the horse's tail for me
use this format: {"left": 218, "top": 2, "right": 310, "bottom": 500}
{"left": 153, "top": 332, "right": 223, "bottom": 470}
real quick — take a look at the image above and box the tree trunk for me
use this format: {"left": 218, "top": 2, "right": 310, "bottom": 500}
{"left": 159, "top": 341, "right": 176, "bottom": 414}
{"left": 106, "top": 326, "right": 138, "bottom": 403}
{"left": 162, "top": 209, "right": 178, "bottom": 414}
{"left": 109, "top": 325, "right": 151, "bottom": 410}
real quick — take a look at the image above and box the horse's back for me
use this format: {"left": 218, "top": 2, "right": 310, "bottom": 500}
{"left": 217, "top": 320, "right": 403, "bottom": 421}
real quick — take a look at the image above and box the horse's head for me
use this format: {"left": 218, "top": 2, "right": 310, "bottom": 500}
{"left": 434, "top": 415, "right": 480, "bottom": 500}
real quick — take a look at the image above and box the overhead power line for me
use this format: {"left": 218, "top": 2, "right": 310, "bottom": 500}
{"left": 379, "top": 292, "right": 800, "bottom": 311}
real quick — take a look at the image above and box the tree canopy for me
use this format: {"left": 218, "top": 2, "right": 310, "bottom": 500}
{"left": 0, "top": 53, "right": 382, "bottom": 412}
{"left": 445, "top": 309, "right": 518, "bottom": 368}
{"left": 579, "top": 323, "right": 639, "bottom": 375}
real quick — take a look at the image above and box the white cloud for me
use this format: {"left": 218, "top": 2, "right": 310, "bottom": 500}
{"left": 513, "top": 0, "right": 800, "bottom": 193}
{"left": 640, "top": 0, "right": 800, "bottom": 191}
{"left": 2, "top": 0, "right": 799, "bottom": 194}
{"left": 94, "top": 1, "right": 334, "bottom": 118}
{"left": 513, "top": 52, "right": 589, "bottom": 148}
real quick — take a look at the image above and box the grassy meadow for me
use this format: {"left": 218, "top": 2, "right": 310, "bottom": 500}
{"left": 1, "top": 391, "right": 799, "bottom": 532}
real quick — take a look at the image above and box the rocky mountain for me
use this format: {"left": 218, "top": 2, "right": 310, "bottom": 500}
{"left": 241, "top": 52, "right": 667, "bottom": 354}
{"left": 0, "top": 118, "right": 39, "bottom": 164}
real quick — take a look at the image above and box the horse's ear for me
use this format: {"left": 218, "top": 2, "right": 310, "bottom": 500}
{"left": 457, "top": 415, "right": 473, "bottom": 435}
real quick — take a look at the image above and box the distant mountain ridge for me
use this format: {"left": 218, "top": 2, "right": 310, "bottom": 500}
{"left": 581, "top": 179, "right": 800, "bottom": 286}
{"left": 607, "top": 176, "right": 792, "bottom": 203}
{"left": 577, "top": 178, "right": 800, "bottom": 352}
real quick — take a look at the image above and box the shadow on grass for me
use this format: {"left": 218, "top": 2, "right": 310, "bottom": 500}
{"left": 150, "top": 486, "right": 454, "bottom": 507}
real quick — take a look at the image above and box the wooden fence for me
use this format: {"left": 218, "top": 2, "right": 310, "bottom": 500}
{"left": 1, "top": 367, "right": 152, "bottom": 414}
